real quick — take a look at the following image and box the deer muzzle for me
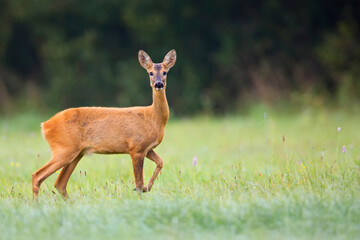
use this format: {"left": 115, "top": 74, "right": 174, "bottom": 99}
{"left": 154, "top": 81, "right": 164, "bottom": 90}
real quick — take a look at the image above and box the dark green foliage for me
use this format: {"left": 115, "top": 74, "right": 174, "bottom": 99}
{"left": 0, "top": 0, "right": 359, "bottom": 114}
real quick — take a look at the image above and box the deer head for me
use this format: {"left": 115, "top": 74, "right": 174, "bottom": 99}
{"left": 138, "top": 50, "right": 177, "bottom": 91}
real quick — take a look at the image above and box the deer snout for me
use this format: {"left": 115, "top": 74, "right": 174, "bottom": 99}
{"left": 154, "top": 81, "right": 164, "bottom": 90}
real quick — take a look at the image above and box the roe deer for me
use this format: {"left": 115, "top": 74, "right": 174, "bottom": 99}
{"left": 32, "top": 50, "right": 176, "bottom": 200}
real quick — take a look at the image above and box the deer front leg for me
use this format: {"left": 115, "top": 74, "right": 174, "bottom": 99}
{"left": 144, "top": 150, "right": 163, "bottom": 192}
{"left": 130, "top": 152, "right": 145, "bottom": 194}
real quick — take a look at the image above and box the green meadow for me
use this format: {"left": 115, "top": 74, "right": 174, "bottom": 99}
{"left": 0, "top": 106, "right": 359, "bottom": 239}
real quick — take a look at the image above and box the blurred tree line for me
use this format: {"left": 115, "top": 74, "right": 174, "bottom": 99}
{"left": 0, "top": 0, "right": 359, "bottom": 115}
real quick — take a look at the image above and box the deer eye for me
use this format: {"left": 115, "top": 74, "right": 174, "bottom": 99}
{"left": 163, "top": 71, "right": 167, "bottom": 76}
{"left": 149, "top": 72, "right": 153, "bottom": 76}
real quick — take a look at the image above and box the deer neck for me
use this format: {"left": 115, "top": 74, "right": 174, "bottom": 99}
{"left": 151, "top": 88, "right": 169, "bottom": 125}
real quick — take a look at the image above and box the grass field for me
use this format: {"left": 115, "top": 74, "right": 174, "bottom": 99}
{"left": 0, "top": 106, "right": 359, "bottom": 239}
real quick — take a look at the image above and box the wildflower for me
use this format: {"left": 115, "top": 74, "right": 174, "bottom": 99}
{"left": 342, "top": 145, "right": 346, "bottom": 153}
{"left": 192, "top": 156, "right": 198, "bottom": 166}
{"left": 298, "top": 159, "right": 302, "bottom": 164}
{"left": 56, "top": 170, "right": 59, "bottom": 174}
{"left": 338, "top": 127, "right": 341, "bottom": 132}
{"left": 220, "top": 169, "right": 223, "bottom": 174}
{"left": 10, "top": 162, "right": 14, "bottom": 167}
{"left": 242, "top": 168, "right": 245, "bottom": 172}
{"left": 15, "top": 162, "right": 20, "bottom": 168}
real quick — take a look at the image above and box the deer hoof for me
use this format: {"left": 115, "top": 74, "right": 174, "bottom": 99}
{"left": 133, "top": 187, "right": 149, "bottom": 192}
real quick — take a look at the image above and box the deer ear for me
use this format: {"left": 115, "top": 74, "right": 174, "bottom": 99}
{"left": 163, "top": 49, "right": 176, "bottom": 69}
{"left": 138, "top": 50, "right": 153, "bottom": 69}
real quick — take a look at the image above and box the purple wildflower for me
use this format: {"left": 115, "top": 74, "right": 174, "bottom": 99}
{"left": 193, "top": 156, "right": 198, "bottom": 166}
{"left": 342, "top": 145, "right": 346, "bottom": 153}
{"left": 338, "top": 127, "right": 341, "bottom": 132}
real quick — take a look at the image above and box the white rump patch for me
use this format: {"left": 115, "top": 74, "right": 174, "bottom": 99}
{"left": 40, "top": 122, "right": 45, "bottom": 140}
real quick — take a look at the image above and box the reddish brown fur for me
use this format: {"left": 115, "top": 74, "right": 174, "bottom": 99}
{"left": 32, "top": 50, "right": 176, "bottom": 199}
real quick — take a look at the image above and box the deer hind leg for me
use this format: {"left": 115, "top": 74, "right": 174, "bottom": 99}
{"left": 32, "top": 150, "right": 80, "bottom": 200}
{"left": 144, "top": 150, "right": 163, "bottom": 192}
{"left": 130, "top": 152, "right": 145, "bottom": 193}
{"left": 54, "top": 153, "right": 83, "bottom": 198}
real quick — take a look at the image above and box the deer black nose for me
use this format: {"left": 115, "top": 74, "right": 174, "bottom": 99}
{"left": 154, "top": 82, "right": 164, "bottom": 90}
